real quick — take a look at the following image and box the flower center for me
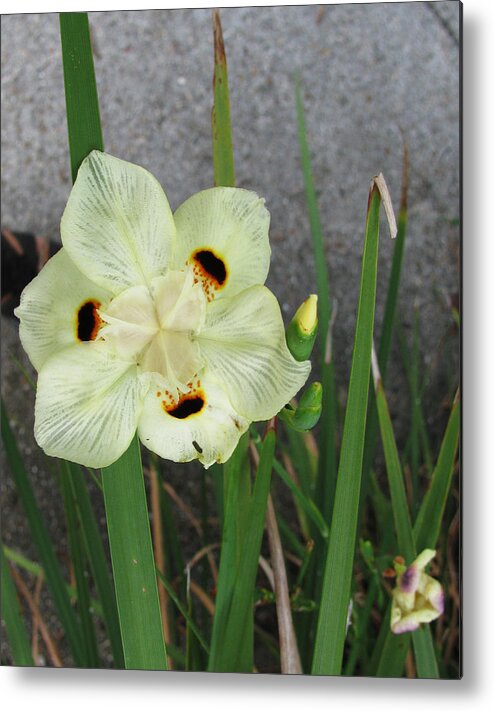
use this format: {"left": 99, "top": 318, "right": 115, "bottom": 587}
{"left": 98, "top": 269, "right": 206, "bottom": 400}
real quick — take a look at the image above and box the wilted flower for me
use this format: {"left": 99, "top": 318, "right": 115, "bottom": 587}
{"left": 390, "top": 549, "right": 444, "bottom": 634}
{"left": 15, "top": 151, "right": 310, "bottom": 468}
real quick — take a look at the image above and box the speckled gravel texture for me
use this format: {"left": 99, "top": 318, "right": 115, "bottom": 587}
{"left": 1, "top": 2, "right": 460, "bottom": 668}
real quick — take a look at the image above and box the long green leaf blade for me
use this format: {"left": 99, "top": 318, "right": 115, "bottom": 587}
{"left": 68, "top": 462, "right": 124, "bottom": 667}
{"left": 312, "top": 177, "right": 392, "bottom": 675}
{"left": 375, "top": 395, "right": 459, "bottom": 678}
{"left": 359, "top": 143, "right": 409, "bottom": 515}
{"left": 271, "top": 456, "right": 329, "bottom": 539}
{"left": 1, "top": 401, "right": 84, "bottom": 664}
{"left": 102, "top": 438, "right": 167, "bottom": 670}
{"left": 156, "top": 570, "right": 210, "bottom": 657}
{"left": 413, "top": 394, "right": 460, "bottom": 551}
{"left": 208, "top": 429, "right": 276, "bottom": 672}
{"left": 413, "top": 625, "right": 440, "bottom": 679}
{"left": 296, "top": 79, "right": 338, "bottom": 511}
{"left": 372, "top": 356, "right": 439, "bottom": 677}
{"left": 295, "top": 78, "right": 331, "bottom": 359}
{"left": 1, "top": 544, "right": 34, "bottom": 667}
{"left": 373, "top": 360, "right": 415, "bottom": 561}
{"left": 60, "top": 12, "right": 103, "bottom": 181}
{"left": 208, "top": 434, "right": 249, "bottom": 670}
{"left": 59, "top": 462, "right": 100, "bottom": 668}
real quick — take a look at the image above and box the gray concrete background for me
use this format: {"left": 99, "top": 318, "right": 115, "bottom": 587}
{"left": 1, "top": 2, "right": 460, "bottom": 667}
{"left": 1, "top": 3, "right": 460, "bottom": 331}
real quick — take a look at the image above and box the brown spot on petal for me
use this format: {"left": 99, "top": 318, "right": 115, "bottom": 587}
{"left": 76, "top": 299, "right": 102, "bottom": 341}
{"left": 189, "top": 248, "right": 228, "bottom": 301}
{"left": 163, "top": 391, "right": 206, "bottom": 419}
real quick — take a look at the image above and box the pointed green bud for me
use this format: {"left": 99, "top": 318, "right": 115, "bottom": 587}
{"left": 286, "top": 294, "right": 318, "bottom": 362}
{"left": 278, "top": 381, "right": 322, "bottom": 432}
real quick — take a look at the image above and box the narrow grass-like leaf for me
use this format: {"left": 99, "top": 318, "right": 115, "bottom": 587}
{"left": 208, "top": 429, "right": 276, "bottom": 672}
{"left": 156, "top": 570, "right": 210, "bottom": 657}
{"left": 372, "top": 351, "right": 439, "bottom": 677}
{"left": 1, "top": 544, "right": 34, "bottom": 667}
{"left": 210, "top": 463, "right": 224, "bottom": 531}
{"left": 67, "top": 462, "right": 124, "bottom": 667}
{"left": 271, "top": 456, "right": 329, "bottom": 539}
{"left": 413, "top": 625, "right": 440, "bottom": 678}
{"left": 208, "top": 434, "right": 250, "bottom": 670}
{"left": 377, "top": 143, "right": 409, "bottom": 380}
{"left": 285, "top": 426, "right": 315, "bottom": 495}
{"left": 3, "top": 545, "right": 43, "bottom": 577}
{"left": 344, "top": 576, "right": 379, "bottom": 676}
{"left": 295, "top": 80, "right": 338, "bottom": 667}
{"left": 277, "top": 510, "right": 307, "bottom": 559}
{"left": 60, "top": 12, "right": 103, "bottom": 180}
{"left": 312, "top": 176, "right": 395, "bottom": 676}
{"left": 375, "top": 395, "right": 458, "bottom": 678}
{"left": 3, "top": 545, "right": 104, "bottom": 617}
{"left": 374, "top": 615, "right": 411, "bottom": 677}
{"left": 158, "top": 470, "right": 186, "bottom": 592}
{"left": 295, "top": 78, "right": 331, "bottom": 360}
{"left": 372, "top": 350, "right": 415, "bottom": 561}
{"left": 410, "top": 308, "right": 421, "bottom": 512}
{"left": 295, "top": 79, "right": 337, "bottom": 523}
{"left": 397, "top": 322, "right": 434, "bottom": 474}
{"left": 211, "top": 10, "right": 235, "bottom": 187}
{"left": 1, "top": 402, "right": 84, "bottom": 664}
{"left": 59, "top": 462, "right": 100, "bottom": 668}
{"left": 360, "top": 143, "right": 409, "bottom": 514}
{"left": 413, "top": 394, "right": 460, "bottom": 551}
{"left": 102, "top": 438, "right": 167, "bottom": 670}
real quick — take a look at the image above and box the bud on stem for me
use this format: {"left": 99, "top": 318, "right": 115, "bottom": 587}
{"left": 286, "top": 294, "right": 318, "bottom": 362}
{"left": 278, "top": 381, "right": 322, "bottom": 432}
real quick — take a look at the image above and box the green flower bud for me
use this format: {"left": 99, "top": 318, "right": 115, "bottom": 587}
{"left": 278, "top": 381, "right": 322, "bottom": 432}
{"left": 286, "top": 294, "right": 318, "bottom": 362}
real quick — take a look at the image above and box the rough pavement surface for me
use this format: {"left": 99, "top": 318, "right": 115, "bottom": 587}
{"left": 1, "top": 2, "right": 460, "bottom": 667}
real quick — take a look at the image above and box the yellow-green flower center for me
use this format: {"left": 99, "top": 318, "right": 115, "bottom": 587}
{"left": 98, "top": 269, "right": 206, "bottom": 400}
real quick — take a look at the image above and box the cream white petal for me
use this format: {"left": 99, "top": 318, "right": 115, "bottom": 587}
{"left": 137, "top": 375, "right": 248, "bottom": 468}
{"left": 61, "top": 151, "right": 175, "bottom": 294}
{"left": 34, "top": 344, "right": 142, "bottom": 468}
{"left": 98, "top": 284, "right": 159, "bottom": 361}
{"left": 172, "top": 187, "right": 271, "bottom": 300}
{"left": 413, "top": 549, "right": 437, "bottom": 571}
{"left": 14, "top": 248, "right": 112, "bottom": 372}
{"left": 140, "top": 331, "right": 204, "bottom": 401}
{"left": 197, "top": 285, "right": 311, "bottom": 421}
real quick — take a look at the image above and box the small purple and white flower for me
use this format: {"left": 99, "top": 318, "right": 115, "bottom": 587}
{"left": 390, "top": 549, "right": 445, "bottom": 635}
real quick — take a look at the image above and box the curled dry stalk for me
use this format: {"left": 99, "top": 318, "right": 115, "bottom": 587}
{"left": 149, "top": 461, "right": 173, "bottom": 669}
{"left": 160, "top": 479, "right": 218, "bottom": 583}
{"left": 31, "top": 571, "right": 44, "bottom": 663}
{"left": 265, "top": 495, "right": 303, "bottom": 674}
{"left": 250, "top": 440, "right": 302, "bottom": 674}
{"left": 10, "top": 564, "right": 63, "bottom": 667}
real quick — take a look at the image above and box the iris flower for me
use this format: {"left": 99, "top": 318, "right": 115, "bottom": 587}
{"left": 15, "top": 151, "right": 310, "bottom": 469}
{"left": 390, "top": 549, "right": 445, "bottom": 634}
